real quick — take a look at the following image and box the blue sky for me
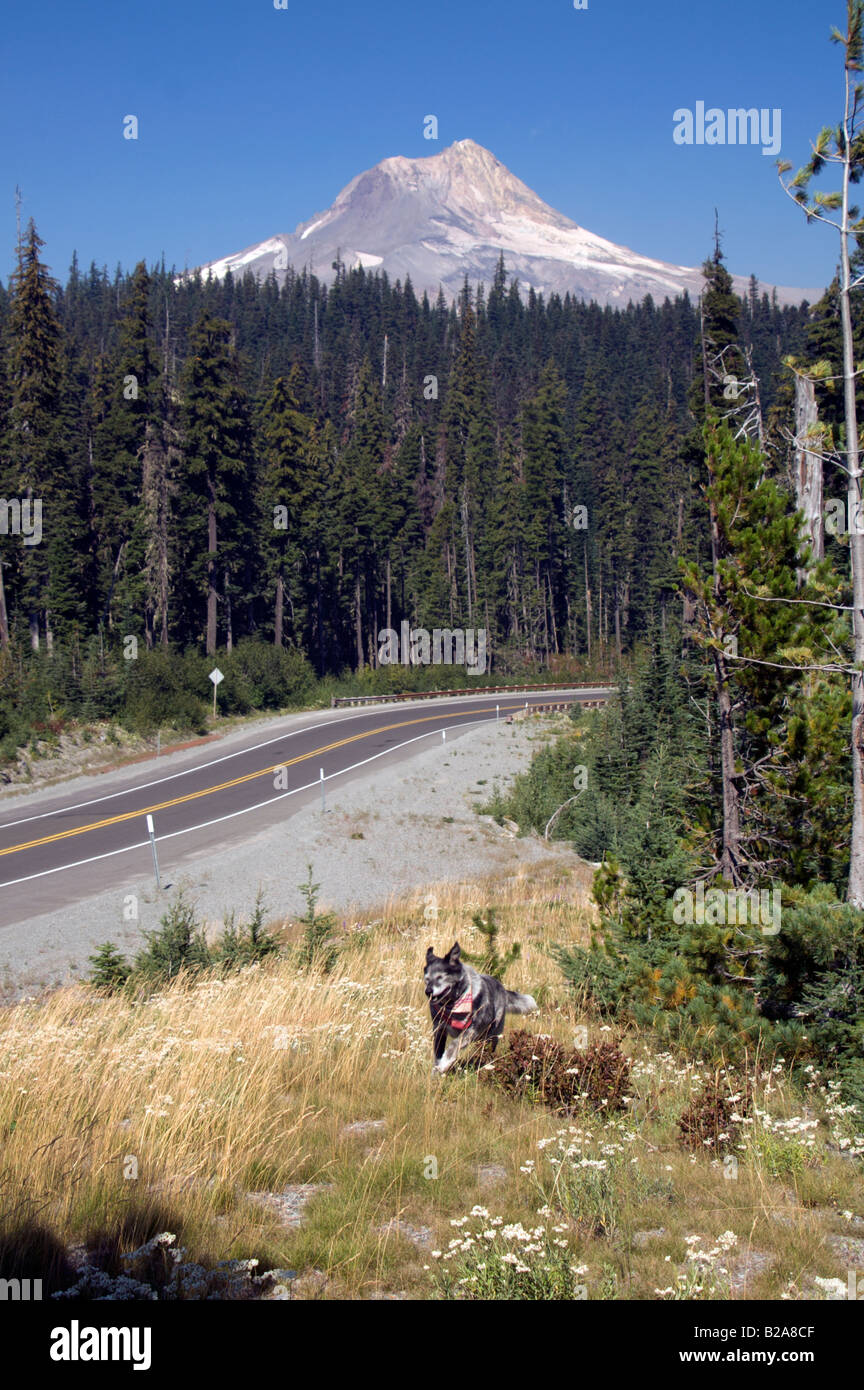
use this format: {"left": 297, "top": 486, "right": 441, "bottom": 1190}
{"left": 0, "top": 0, "right": 852, "bottom": 293}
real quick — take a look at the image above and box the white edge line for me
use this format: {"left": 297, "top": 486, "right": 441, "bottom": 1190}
{"left": 0, "top": 690, "right": 605, "bottom": 831}
{"left": 0, "top": 715, "right": 497, "bottom": 892}
{"left": 0, "top": 710, "right": 364, "bottom": 830}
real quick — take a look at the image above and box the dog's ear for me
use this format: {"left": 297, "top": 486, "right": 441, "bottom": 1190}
{"left": 448, "top": 941, "right": 461, "bottom": 962}
{"left": 425, "top": 946, "right": 435, "bottom": 963}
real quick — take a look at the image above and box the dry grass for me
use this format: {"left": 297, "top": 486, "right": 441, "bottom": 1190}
{"left": 1, "top": 864, "right": 862, "bottom": 1300}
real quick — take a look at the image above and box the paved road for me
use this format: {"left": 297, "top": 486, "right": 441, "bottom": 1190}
{"left": 0, "top": 688, "right": 611, "bottom": 927}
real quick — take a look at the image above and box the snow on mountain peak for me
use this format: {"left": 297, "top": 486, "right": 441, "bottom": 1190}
{"left": 189, "top": 142, "right": 815, "bottom": 309}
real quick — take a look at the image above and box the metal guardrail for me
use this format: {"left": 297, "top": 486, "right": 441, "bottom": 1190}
{"left": 331, "top": 683, "right": 615, "bottom": 708}
{"left": 517, "top": 700, "right": 608, "bottom": 715}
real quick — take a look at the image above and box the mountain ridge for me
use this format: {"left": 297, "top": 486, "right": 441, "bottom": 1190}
{"left": 190, "top": 139, "right": 818, "bottom": 308}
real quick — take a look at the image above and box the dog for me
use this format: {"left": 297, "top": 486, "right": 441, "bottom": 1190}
{"left": 424, "top": 941, "right": 537, "bottom": 1075}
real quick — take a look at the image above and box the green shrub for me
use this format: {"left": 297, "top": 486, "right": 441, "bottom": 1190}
{"left": 747, "top": 1129, "right": 811, "bottom": 1180}
{"left": 220, "top": 641, "right": 316, "bottom": 713}
{"left": 121, "top": 649, "right": 208, "bottom": 736}
{"left": 759, "top": 887, "right": 864, "bottom": 1065}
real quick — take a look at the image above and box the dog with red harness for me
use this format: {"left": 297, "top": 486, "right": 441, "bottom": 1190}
{"left": 424, "top": 941, "right": 537, "bottom": 1075}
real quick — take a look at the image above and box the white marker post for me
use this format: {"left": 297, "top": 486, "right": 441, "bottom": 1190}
{"left": 209, "top": 666, "right": 224, "bottom": 719}
{"left": 442, "top": 729, "right": 446, "bottom": 743}
{"left": 496, "top": 704, "right": 499, "bottom": 722}
{"left": 146, "top": 814, "right": 161, "bottom": 890}
{"left": 320, "top": 766, "right": 325, "bottom": 813}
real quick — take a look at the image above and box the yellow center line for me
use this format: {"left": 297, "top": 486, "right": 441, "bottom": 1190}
{"left": 0, "top": 704, "right": 519, "bottom": 859}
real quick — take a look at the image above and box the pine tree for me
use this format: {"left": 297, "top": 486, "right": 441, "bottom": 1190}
{"left": 258, "top": 368, "right": 312, "bottom": 647}
{"left": 88, "top": 262, "right": 158, "bottom": 637}
{"left": 441, "top": 301, "right": 497, "bottom": 631}
{"left": 177, "top": 314, "right": 254, "bottom": 653}
{"left": 461, "top": 908, "right": 521, "bottom": 980}
{"left": 517, "top": 363, "right": 569, "bottom": 663}
{"left": 336, "top": 357, "right": 387, "bottom": 668}
{"left": 778, "top": 0, "right": 864, "bottom": 903}
{"left": 5, "top": 220, "right": 80, "bottom": 649}
{"left": 681, "top": 423, "right": 841, "bottom": 882}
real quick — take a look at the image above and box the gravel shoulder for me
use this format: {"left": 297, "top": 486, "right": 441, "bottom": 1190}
{"left": 0, "top": 716, "right": 587, "bottom": 1000}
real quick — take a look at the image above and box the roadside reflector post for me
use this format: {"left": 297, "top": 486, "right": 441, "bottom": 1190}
{"left": 496, "top": 704, "right": 499, "bottom": 722}
{"left": 146, "top": 814, "right": 161, "bottom": 890}
{"left": 442, "top": 729, "right": 446, "bottom": 743}
{"left": 320, "top": 766, "right": 325, "bottom": 813}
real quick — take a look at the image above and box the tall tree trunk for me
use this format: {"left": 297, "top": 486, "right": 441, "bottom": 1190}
{"left": 103, "top": 541, "right": 128, "bottom": 634}
{"left": 794, "top": 373, "right": 824, "bottom": 566}
{"left": 708, "top": 489, "right": 742, "bottom": 882}
{"left": 841, "top": 95, "right": 864, "bottom": 904}
{"left": 206, "top": 474, "right": 218, "bottom": 655}
{"left": 224, "top": 568, "right": 233, "bottom": 652}
{"left": 539, "top": 563, "right": 549, "bottom": 662}
{"left": 702, "top": 295, "right": 743, "bottom": 882}
{"left": 583, "top": 542, "right": 591, "bottom": 664}
{"left": 461, "top": 489, "right": 476, "bottom": 626}
{"left": 142, "top": 421, "right": 171, "bottom": 649}
{"left": 445, "top": 541, "right": 455, "bottom": 624}
{"left": 354, "top": 569, "right": 363, "bottom": 670}
{"left": 274, "top": 571, "right": 284, "bottom": 648}
{"left": 0, "top": 556, "right": 9, "bottom": 649}
{"left": 715, "top": 648, "right": 742, "bottom": 883}
{"left": 547, "top": 571, "right": 558, "bottom": 655}
{"left": 316, "top": 549, "right": 323, "bottom": 675}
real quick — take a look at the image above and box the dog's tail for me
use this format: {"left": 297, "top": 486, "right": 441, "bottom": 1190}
{"left": 505, "top": 989, "right": 537, "bottom": 1015}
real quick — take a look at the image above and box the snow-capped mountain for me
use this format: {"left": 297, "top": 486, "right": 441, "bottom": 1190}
{"left": 191, "top": 140, "right": 815, "bottom": 308}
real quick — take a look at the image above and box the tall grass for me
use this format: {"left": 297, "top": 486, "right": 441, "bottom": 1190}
{"left": 0, "top": 866, "right": 861, "bottom": 1300}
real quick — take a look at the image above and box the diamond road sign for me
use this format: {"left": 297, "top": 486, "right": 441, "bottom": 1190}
{"left": 209, "top": 668, "right": 224, "bottom": 686}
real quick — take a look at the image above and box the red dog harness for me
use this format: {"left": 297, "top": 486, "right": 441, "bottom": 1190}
{"left": 446, "top": 988, "right": 473, "bottom": 1031}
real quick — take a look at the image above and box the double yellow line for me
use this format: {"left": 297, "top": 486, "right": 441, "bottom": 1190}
{"left": 0, "top": 704, "right": 509, "bottom": 860}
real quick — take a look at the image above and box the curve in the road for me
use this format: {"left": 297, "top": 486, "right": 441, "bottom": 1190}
{"left": 0, "top": 689, "right": 612, "bottom": 921}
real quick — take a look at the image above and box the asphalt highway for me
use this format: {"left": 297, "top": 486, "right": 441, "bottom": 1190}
{"left": 0, "top": 688, "right": 612, "bottom": 928}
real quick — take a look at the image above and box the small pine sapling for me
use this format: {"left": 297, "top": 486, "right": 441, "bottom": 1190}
{"left": 295, "top": 864, "right": 339, "bottom": 973}
{"left": 215, "top": 889, "right": 279, "bottom": 968}
{"left": 461, "top": 908, "right": 521, "bottom": 980}
{"left": 87, "top": 942, "right": 132, "bottom": 993}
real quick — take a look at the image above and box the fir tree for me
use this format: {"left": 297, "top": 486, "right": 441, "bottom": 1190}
{"left": 177, "top": 314, "right": 253, "bottom": 653}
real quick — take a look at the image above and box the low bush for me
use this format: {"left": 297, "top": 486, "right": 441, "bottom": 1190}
{"left": 483, "top": 1031, "right": 631, "bottom": 1114}
{"left": 87, "top": 890, "right": 279, "bottom": 994}
{"left": 677, "top": 1071, "right": 752, "bottom": 1155}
